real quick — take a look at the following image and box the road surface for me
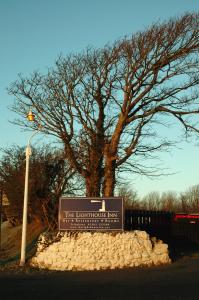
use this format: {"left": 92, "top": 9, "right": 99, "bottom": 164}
{"left": 0, "top": 255, "right": 199, "bottom": 300}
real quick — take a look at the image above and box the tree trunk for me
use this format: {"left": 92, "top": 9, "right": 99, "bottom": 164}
{"left": 85, "top": 130, "right": 104, "bottom": 197}
{"left": 103, "top": 157, "right": 116, "bottom": 197}
{"left": 85, "top": 173, "right": 101, "bottom": 197}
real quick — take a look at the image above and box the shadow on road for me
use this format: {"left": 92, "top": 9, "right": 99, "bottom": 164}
{"left": 164, "top": 236, "right": 199, "bottom": 261}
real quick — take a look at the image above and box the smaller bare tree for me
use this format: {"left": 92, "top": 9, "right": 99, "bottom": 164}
{"left": 179, "top": 185, "right": 199, "bottom": 213}
{"left": 117, "top": 185, "right": 139, "bottom": 208}
{"left": 0, "top": 145, "right": 79, "bottom": 228}
{"left": 160, "top": 191, "right": 178, "bottom": 211}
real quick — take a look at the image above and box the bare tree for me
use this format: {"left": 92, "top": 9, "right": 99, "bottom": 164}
{"left": 179, "top": 184, "right": 199, "bottom": 213}
{"left": 160, "top": 191, "right": 178, "bottom": 211}
{"left": 0, "top": 145, "right": 78, "bottom": 227}
{"left": 117, "top": 185, "right": 139, "bottom": 208}
{"left": 9, "top": 13, "right": 199, "bottom": 197}
{"left": 141, "top": 191, "right": 161, "bottom": 210}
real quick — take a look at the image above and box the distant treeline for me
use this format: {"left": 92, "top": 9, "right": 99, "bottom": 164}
{"left": 118, "top": 185, "right": 199, "bottom": 213}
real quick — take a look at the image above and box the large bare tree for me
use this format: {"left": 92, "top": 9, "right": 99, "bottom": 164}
{"left": 9, "top": 13, "right": 199, "bottom": 196}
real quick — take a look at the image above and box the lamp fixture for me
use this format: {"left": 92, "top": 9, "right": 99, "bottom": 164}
{"left": 27, "top": 110, "right": 35, "bottom": 122}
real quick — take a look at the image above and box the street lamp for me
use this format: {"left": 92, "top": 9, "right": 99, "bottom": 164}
{"left": 20, "top": 110, "right": 40, "bottom": 266}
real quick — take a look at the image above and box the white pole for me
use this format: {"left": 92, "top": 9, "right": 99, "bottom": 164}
{"left": 19, "top": 127, "right": 40, "bottom": 266}
{"left": 19, "top": 145, "right": 31, "bottom": 266}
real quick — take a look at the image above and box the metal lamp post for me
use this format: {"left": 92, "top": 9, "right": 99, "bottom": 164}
{"left": 20, "top": 110, "right": 40, "bottom": 266}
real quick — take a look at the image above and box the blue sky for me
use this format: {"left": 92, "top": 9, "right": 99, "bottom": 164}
{"left": 0, "top": 0, "right": 199, "bottom": 197}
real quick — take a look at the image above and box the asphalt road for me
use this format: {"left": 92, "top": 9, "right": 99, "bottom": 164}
{"left": 0, "top": 255, "right": 199, "bottom": 300}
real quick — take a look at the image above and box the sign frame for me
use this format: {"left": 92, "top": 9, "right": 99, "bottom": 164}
{"left": 58, "top": 197, "right": 124, "bottom": 231}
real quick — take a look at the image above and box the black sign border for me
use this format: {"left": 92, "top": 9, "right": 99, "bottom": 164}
{"left": 58, "top": 197, "right": 124, "bottom": 231}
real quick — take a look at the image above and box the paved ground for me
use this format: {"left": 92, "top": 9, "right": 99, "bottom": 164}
{"left": 0, "top": 253, "right": 199, "bottom": 300}
{"left": 1, "top": 234, "right": 199, "bottom": 300}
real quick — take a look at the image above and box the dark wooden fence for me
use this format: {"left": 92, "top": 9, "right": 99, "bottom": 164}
{"left": 172, "top": 214, "right": 199, "bottom": 245}
{"left": 2, "top": 206, "right": 199, "bottom": 244}
{"left": 125, "top": 210, "right": 173, "bottom": 240}
{"left": 124, "top": 210, "right": 199, "bottom": 244}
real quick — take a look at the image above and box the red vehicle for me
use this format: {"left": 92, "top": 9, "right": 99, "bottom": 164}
{"left": 174, "top": 213, "right": 199, "bottom": 224}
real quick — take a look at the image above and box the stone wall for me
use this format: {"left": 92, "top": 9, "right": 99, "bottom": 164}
{"left": 30, "top": 231, "right": 171, "bottom": 271}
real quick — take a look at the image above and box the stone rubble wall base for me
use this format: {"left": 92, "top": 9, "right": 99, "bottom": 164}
{"left": 30, "top": 231, "right": 171, "bottom": 271}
